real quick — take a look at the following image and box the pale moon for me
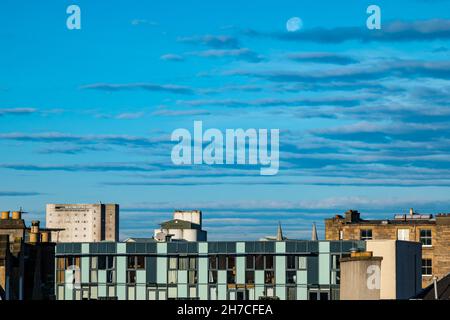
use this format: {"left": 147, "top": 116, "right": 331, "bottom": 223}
{"left": 286, "top": 17, "right": 303, "bottom": 32}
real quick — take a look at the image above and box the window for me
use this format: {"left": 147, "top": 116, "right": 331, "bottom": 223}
{"left": 179, "top": 257, "right": 188, "bottom": 270}
{"left": 106, "top": 270, "right": 115, "bottom": 284}
{"left": 331, "top": 255, "right": 341, "bottom": 285}
{"left": 309, "top": 291, "right": 329, "bottom": 300}
{"left": 287, "top": 287, "right": 296, "bottom": 300}
{"left": 339, "top": 230, "right": 344, "bottom": 240}
{"left": 227, "top": 270, "right": 236, "bottom": 284}
{"left": 169, "top": 257, "right": 178, "bottom": 269}
{"left": 189, "top": 286, "right": 197, "bottom": 299}
{"left": 246, "top": 255, "right": 255, "bottom": 269}
{"left": 286, "top": 255, "right": 297, "bottom": 285}
{"left": 188, "top": 270, "right": 197, "bottom": 284}
{"left": 187, "top": 257, "right": 197, "bottom": 284}
{"left": 128, "top": 256, "right": 145, "bottom": 269}
{"left": 286, "top": 271, "right": 296, "bottom": 284}
{"left": 397, "top": 229, "right": 410, "bottom": 241}
{"left": 127, "top": 270, "right": 136, "bottom": 283}
{"left": 127, "top": 256, "right": 143, "bottom": 285}
{"left": 265, "top": 255, "right": 274, "bottom": 269}
{"left": 136, "top": 256, "right": 145, "bottom": 269}
{"left": 168, "top": 286, "right": 177, "bottom": 299}
{"left": 226, "top": 256, "right": 236, "bottom": 284}
{"left": 360, "top": 229, "right": 373, "bottom": 240}
{"left": 218, "top": 255, "right": 227, "bottom": 270}
{"left": 168, "top": 270, "right": 177, "bottom": 284}
{"left": 255, "top": 255, "right": 264, "bottom": 270}
{"left": 286, "top": 256, "right": 296, "bottom": 269}
{"left": 209, "top": 256, "right": 217, "bottom": 269}
{"left": 420, "top": 229, "right": 432, "bottom": 246}
{"left": 210, "top": 286, "right": 217, "bottom": 300}
{"left": 208, "top": 270, "right": 217, "bottom": 283}
{"left": 264, "top": 271, "right": 275, "bottom": 284}
{"left": 245, "top": 271, "right": 255, "bottom": 284}
{"left": 128, "top": 286, "right": 135, "bottom": 300}
{"left": 127, "top": 256, "right": 135, "bottom": 269}
{"left": 98, "top": 256, "right": 114, "bottom": 270}
{"left": 56, "top": 258, "right": 66, "bottom": 284}
{"left": 227, "top": 256, "right": 235, "bottom": 269}
{"left": 298, "top": 256, "right": 307, "bottom": 270}
{"left": 422, "top": 259, "right": 432, "bottom": 276}
{"left": 189, "top": 257, "right": 197, "bottom": 269}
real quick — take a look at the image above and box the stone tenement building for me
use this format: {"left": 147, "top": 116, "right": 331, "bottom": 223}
{"left": 325, "top": 209, "right": 450, "bottom": 288}
{"left": 0, "top": 210, "right": 56, "bottom": 300}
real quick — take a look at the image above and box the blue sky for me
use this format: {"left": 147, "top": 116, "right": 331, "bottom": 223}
{"left": 1, "top": 0, "right": 450, "bottom": 240}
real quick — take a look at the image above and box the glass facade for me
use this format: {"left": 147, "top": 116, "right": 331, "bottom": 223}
{"left": 55, "top": 240, "right": 365, "bottom": 300}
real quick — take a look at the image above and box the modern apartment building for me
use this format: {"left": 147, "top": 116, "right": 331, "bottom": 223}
{"left": 54, "top": 240, "right": 366, "bottom": 300}
{"left": 325, "top": 209, "right": 450, "bottom": 288}
{"left": 46, "top": 204, "right": 119, "bottom": 243}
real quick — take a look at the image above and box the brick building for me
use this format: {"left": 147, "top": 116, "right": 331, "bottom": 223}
{"left": 325, "top": 209, "right": 450, "bottom": 288}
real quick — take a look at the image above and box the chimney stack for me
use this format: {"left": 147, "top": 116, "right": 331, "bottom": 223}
{"left": 29, "top": 220, "right": 41, "bottom": 244}
{"left": 410, "top": 208, "right": 414, "bottom": 216}
{"left": 41, "top": 231, "right": 49, "bottom": 243}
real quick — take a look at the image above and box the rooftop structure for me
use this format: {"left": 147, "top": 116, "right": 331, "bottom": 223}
{"left": 325, "top": 209, "right": 450, "bottom": 288}
{"left": 154, "top": 210, "right": 207, "bottom": 242}
{"left": 46, "top": 203, "right": 119, "bottom": 243}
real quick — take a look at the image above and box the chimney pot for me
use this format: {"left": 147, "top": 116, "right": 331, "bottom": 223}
{"left": 1, "top": 211, "right": 10, "bottom": 220}
{"left": 12, "top": 211, "right": 21, "bottom": 220}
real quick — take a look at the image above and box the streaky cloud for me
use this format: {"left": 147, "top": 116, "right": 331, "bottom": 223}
{"left": 80, "top": 83, "right": 194, "bottom": 94}
{"left": 244, "top": 19, "right": 450, "bottom": 43}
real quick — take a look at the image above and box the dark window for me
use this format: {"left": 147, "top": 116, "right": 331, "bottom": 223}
{"left": 264, "top": 271, "right": 275, "bottom": 284}
{"left": 98, "top": 256, "right": 106, "bottom": 270}
{"left": 227, "top": 270, "right": 236, "bottom": 284}
{"left": 286, "top": 271, "right": 296, "bottom": 284}
{"left": 360, "top": 229, "right": 373, "bottom": 240}
{"left": 287, "top": 255, "right": 296, "bottom": 269}
{"left": 309, "top": 292, "right": 318, "bottom": 300}
{"left": 127, "top": 256, "right": 135, "bottom": 269}
{"left": 98, "top": 256, "right": 115, "bottom": 270}
{"left": 127, "top": 270, "right": 136, "bottom": 284}
{"left": 136, "top": 256, "right": 145, "bottom": 269}
{"left": 422, "top": 259, "right": 432, "bottom": 276}
{"left": 255, "top": 255, "right": 264, "bottom": 270}
{"left": 106, "top": 270, "right": 115, "bottom": 284}
{"left": 246, "top": 255, "right": 255, "bottom": 269}
{"left": 209, "top": 256, "right": 217, "bottom": 269}
{"left": 265, "top": 255, "right": 274, "bottom": 269}
{"left": 227, "top": 256, "right": 235, "bottom": 269}
{"left": 420, "top": 230, "right": 432, "bottom": 246}
{"left": 320, "top": 292, "right": 329, "bottom": 300}
{"left": 246, "top": 271, "right": 255, "bottom": 284}
{"left": 218, "top": 255, "right": 227, "bottom": 270}
{"left": 127, "top": 256, "right": 145, "bottom": 269}
{"left": 209, "top": 270, "right": 217, "bottom": 283}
